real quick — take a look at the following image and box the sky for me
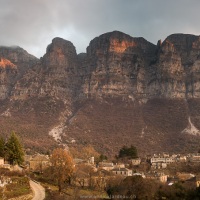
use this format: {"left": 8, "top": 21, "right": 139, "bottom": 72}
{"left": 0, "top": 0, "right": 200, "bottom": 58}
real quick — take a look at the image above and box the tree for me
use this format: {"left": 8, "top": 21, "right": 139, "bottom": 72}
{"left": 107, "top": 176, "right": 159, "bottom": 199}
{"left": 50, "top": 148, "right": 74, "bottom": 193}
{"left": 5, "top": 132, "right": 24, "bottom": 165}
{"left": 118, "top": 145, "right": 138, "bottom": 159}
{"left": 98, "top": 154, "right": 108, "bottom": 163}
{"left": 70, "top": 145, "right": 100, "bottom": 161}
{"left": 0, "top": 137, "right": 5, "bottom": 158}
{"left": 73, "top": 163, "right": 95, "bottom": 189}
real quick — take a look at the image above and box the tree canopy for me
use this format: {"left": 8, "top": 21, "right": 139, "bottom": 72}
{"left": 50, "top": 148, "right": 74, "bottom": 193}
{"left": 118, "top": 145, "right": 138, "bottom": 159}
{"left": 5, "top": 132, "right": 24, "bottom": 165}
{"left": 70, "top": 145, "right": 100, "bottom": 161}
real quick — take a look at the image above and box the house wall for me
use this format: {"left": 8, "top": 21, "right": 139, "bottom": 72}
{"left": 0, "top": 158, "right": 4, "bottom": 165}
{"left": 196, "top": 181, "right": 200, "bottom": 187}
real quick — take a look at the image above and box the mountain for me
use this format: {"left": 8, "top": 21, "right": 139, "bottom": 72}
{"left": 0, "top": 31, "right": 200, "bottom": 156}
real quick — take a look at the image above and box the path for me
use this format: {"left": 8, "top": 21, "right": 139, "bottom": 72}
{"left": 30, "top": 180, "right": 45, "bottom": 200}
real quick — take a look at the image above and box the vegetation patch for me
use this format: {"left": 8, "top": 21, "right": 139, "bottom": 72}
{"left": 0, "top": 177, "right": 32, "bottom": 199}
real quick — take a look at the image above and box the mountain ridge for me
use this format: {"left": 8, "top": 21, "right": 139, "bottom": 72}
{"left": 0, "top": 31, "right": 200, "bottom": 156}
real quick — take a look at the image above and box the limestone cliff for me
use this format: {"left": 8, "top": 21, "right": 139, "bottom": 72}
{"left": 81, "top": 31, "right": 157, "bottom": 102}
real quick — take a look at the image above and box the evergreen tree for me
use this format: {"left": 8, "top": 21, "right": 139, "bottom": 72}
{"left": 118, "top": 145, "right": 138, "bottom": 159}
{"left": 5, "top": 132, "right": 24, "bottom": 165}
{"left": 0, "top": 137, "right": 5, "bottom": 158}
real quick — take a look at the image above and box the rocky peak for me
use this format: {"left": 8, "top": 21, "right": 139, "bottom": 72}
{"left": 42, "top": 37, "right": 77, "bottom": 66}
{"left": 164, "top": 34, "right": 198, "bottom": 51}
{"left": 0, "top": 46, "right": 38, "bottom": 64}
{"left": 87, "top": 31, "right": 156, "bottom": 57}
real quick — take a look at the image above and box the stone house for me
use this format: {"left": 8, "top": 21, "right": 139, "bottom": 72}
{"left": 145, "top": 172, "right": 168, "bottom": 183}
{"left": 114, "top": 163, "right": 125, "bottom": 168}
{"left": 73, "top": 168, "right": 112, "bottom": 189}
{"left": 130, "top": 158, "right": 141, "bottom": 166}
{"left": 189, "top": 154, "right": 200, "bottom": 162}
{"left": 29, "top": 154, "right": 50, "bottom": 172}
{"left": 150, "top": 156, "right": 174, "bottom": 169}
{"left": 111, "top": 168, "right": 132, "bottom": 176}
{"left": 151, "top": 157, "right": 174, "bottom": 164}
{"left": 151, "top": 162, "right": 167, "bottom": 169}
{"left": 98, "top": 162, "right": 114, "bottom": 171}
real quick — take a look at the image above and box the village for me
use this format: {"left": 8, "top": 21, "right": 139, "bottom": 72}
{"left": 22, "top": 151, "right": 200, "bottom": 187}
{"left": 1, "top": 151, "right": 199, "bottom": 188}
{"left": 0, "top": 133, "right": 199, "bottom": 199}
{"left": 0, "top": 142, "right": 200, "bottom": 199}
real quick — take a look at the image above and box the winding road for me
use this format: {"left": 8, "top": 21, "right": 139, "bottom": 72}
{"left": 30, "top": 180, "right": 45, "bottom": 200}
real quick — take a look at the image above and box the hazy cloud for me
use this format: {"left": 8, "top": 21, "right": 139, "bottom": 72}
{"left": 0, "top": 0, "right": 200, "bottom": 57}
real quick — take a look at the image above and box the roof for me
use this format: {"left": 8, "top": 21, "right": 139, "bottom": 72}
{"left": 133, "top": 173, "right": 142, "bottom": 176}
{"left": 111, "top": 168, "right": 130, "bottom": 172}
{"left": 30, "top": 154, "right": 49, "bottom": 162}
{"left": 98, "top": 162, "right": 114, "bottom": 167}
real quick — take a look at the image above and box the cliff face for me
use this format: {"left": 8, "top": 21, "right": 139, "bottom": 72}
{"left": 152, "top": 34, "right": 200, "bottom": 99}
{"left": 1, "top": 31, "right": 200, "bottom": 155}
{"left": 0, "top": 46, "right": 38, "bottom": 100}
{"left": 12, "top": 38, "right": 80, "bottom": 103}
{"left": 79, "top": 32, "right": 200, "bottom": 101}
{"left": 81, "top": 31, "right": 157, "bottom": 102}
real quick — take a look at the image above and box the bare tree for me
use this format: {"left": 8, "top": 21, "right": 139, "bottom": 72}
{"left": 50, "top": 148, "right": 74, "bottom": 193}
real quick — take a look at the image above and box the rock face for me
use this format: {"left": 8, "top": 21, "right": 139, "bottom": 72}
{"left": 0, "top": 46, "right": 38, "bottom": 100}
{"left": 81, "top": 31, "right": 157, "bottom": 101}
{"left": 1, "top": 31, "right": 200, "bottom": 155}
{"left": 12, "top": 38, "right": 80, "bottom": 103}
{"left": 152, "top": 34, "right": 200, "bottom": 99}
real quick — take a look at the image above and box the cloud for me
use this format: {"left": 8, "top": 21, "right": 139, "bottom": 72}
{"left": 0, "top": 0, "right": 200, "bottom": 57}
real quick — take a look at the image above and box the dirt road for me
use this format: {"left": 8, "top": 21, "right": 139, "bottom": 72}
{"left": 30, "top": 180, "right": 45, "bottom": 200}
